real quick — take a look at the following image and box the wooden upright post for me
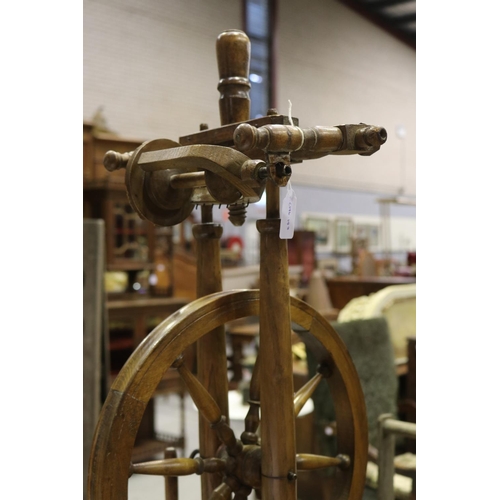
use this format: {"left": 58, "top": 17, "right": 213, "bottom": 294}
{"left": 257, "top": 182, "right": 297, "bottom": 499}
{"left": 193, "top": 218, "right": 229, "bottom": 499}
{"left": 194, "top": 29, "right": 252, "bottom": 500}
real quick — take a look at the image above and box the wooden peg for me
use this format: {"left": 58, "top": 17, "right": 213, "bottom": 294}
{"left": 103, "top": 150, "right": 132, "bottom": 171}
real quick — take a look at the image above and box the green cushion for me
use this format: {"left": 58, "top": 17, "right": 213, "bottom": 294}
{"left": 305, "top": 317, "right": 398, "bottom": 454}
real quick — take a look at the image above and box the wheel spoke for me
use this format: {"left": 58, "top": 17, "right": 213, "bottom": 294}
{"left": 293, "top": 371, "right": 323, "bottom": 417}
{"left": 89, "top": 291, "right": 368, "bottom": 500}
{"left": 293, "top": 328, "right": 335, "bottom": 375}
{"left": 209, "top": 482, "right": 232, "bottom": 500}
{"left": 233, "top": 485, "right": 253, "bottom": 499}
{"left": 242, "top": 346, "right": 261, "bottom": 444}
{"left": 175, "top": 356, "right": 222, "bottom": 423}
{"left": 209, "top": 476, "right": 241, "bottom": 500}
{"left": 296, "top": 453, "right": 350, "bottom": 471}
{"left": 174, "top": 355, "right": 242, "bottom": 456}
{"left": 131, "top": 457, "right": 226, "bottom": 477}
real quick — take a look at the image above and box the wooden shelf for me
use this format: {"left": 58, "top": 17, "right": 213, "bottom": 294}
{"left": 113, "top": 229, "right": 148, "bottom": 235}
{"left": 109, "top": 338, "right": 135, "bottom": 350}
{"left": 107, "top": 262, "right": 156, "bottom": 272}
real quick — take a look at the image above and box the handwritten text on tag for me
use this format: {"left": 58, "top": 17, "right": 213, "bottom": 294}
{"left": 280, "top": 185, "right": 297, "bottom": 239}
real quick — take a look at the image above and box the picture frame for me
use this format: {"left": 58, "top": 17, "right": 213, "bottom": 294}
{"left": 301, "top": 213, "right": 335, "bottom": 253}
{"left": 333, "top": 217, "right": 354, "bottom": 254}
{"left": 353, "top": 221, "right": 381, "bottom": 252}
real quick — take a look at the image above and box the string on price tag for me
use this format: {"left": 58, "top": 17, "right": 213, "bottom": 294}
{"left": 279, "top": 99, "right": 298, "bottom": 239}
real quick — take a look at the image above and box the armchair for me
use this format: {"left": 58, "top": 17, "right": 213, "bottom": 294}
{"left": 303, "top": 317, "right": 415, "bottom": 499}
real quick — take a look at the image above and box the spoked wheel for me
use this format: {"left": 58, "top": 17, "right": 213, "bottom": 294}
{"left": 88, "top": 290, "right": 368, "bottom": 500}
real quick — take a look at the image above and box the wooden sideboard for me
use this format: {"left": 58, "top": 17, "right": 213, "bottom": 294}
{"left": 326, "top": 276, "right": 416, "bottom": 310}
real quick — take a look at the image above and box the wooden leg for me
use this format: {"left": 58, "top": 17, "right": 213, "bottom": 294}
{"left": 164, "top": 447, "right": 179, "bottom": 500}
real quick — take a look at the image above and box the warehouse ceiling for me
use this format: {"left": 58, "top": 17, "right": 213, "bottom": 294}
{"left": 338, "top": 0, "right": 416, "bottom": 49}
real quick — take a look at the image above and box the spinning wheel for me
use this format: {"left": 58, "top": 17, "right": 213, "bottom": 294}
{"left": 88, "top": 291, "right": 368, "bottom": 500}
{"left": 88, "top": 29, "right": 387, "bottom": 500}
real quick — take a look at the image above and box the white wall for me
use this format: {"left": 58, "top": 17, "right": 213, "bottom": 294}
{"left": 84, "top": 0, "right": 415, "bottom": 196}
{"left": 83, "top": 0, "right": 242, "bottom": 141}
{"left": 277, "top": 0, "right": 416, "bottom": 196}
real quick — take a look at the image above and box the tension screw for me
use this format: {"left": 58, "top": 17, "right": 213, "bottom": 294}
{"left": 228, "top": 203, "right": 248, "bottom": 227}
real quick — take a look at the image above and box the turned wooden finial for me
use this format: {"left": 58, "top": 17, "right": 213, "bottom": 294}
{"left": 103, "top": 150, "right": 131, "bottom": 172}
{"left": 216, "top": 29, "right": 251, "bottom": 125}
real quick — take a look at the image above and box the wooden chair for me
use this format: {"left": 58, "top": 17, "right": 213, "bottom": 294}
{"left": 303, "top": 317, "right": 415, "bottom": 499}
{"left": 376, "top": 415, "right": 416, "bottom": 500}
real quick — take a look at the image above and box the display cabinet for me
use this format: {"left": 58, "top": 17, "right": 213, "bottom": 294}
{"left": 83, "top": 123, "right": 157, "bottom": 274}
{"left": 83, "top": 121, "right": 189, "bottom": 460}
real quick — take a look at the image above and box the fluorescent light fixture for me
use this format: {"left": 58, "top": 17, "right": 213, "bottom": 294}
{"left": 377, "top": 196, "right": 416, "bottom": 206}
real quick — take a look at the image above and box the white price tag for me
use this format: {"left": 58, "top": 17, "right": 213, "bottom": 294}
{"left": 280, "top": 183, "right": 297, "bottom": 239}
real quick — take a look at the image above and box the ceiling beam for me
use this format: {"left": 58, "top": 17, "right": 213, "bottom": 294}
{"left": 389, "top": 12, "right": 416, "bottom": 24}
{"left": 359, "top": 0, "right": 414, "bottom": 8}
{"left": 337, "top": 0, "right": 416, "bottom": 50}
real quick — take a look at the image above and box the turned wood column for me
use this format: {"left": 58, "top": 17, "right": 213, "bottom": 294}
{"left": 256, "top": 183, "right": 297, "bottom": 499}
{"left": 188, "top": 29, "right": 250, "bottom": 500}
{"left": 193, "top": 220, "right": 229, "bottom": 500}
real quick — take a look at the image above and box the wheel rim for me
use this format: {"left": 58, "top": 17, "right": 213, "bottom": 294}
{"left": 88, "top": 290, "right": 367, "bottom": 499}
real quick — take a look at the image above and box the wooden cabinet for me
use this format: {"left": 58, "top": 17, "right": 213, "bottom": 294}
{"left": 83, "top": 124, "right": 140, "bottom": 186}
{"left": 83, "top": 124, "right": 157, "bottom": 273}
{"left": 83, "top": 122, "right": 189, "bottom": 459}
{"left": 84, "top": 186, "right": 156, "bottom": 272}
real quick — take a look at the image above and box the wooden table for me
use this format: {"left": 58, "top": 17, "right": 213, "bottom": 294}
{"left": 225, "top": 322, "right": 260, "bottom": 387}
{"left": 107, "top": 296, "right": 189, "bottom": 347}
{"left": 226, "top": 322, "right": 318, "bottom": 391}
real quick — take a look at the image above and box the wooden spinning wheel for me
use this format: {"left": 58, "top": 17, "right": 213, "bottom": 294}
{"left": 88, "top": 29, "right": 387, "bottom": 500}
{"left": 88, "top": 291, "right": 367, "bottom": 499}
